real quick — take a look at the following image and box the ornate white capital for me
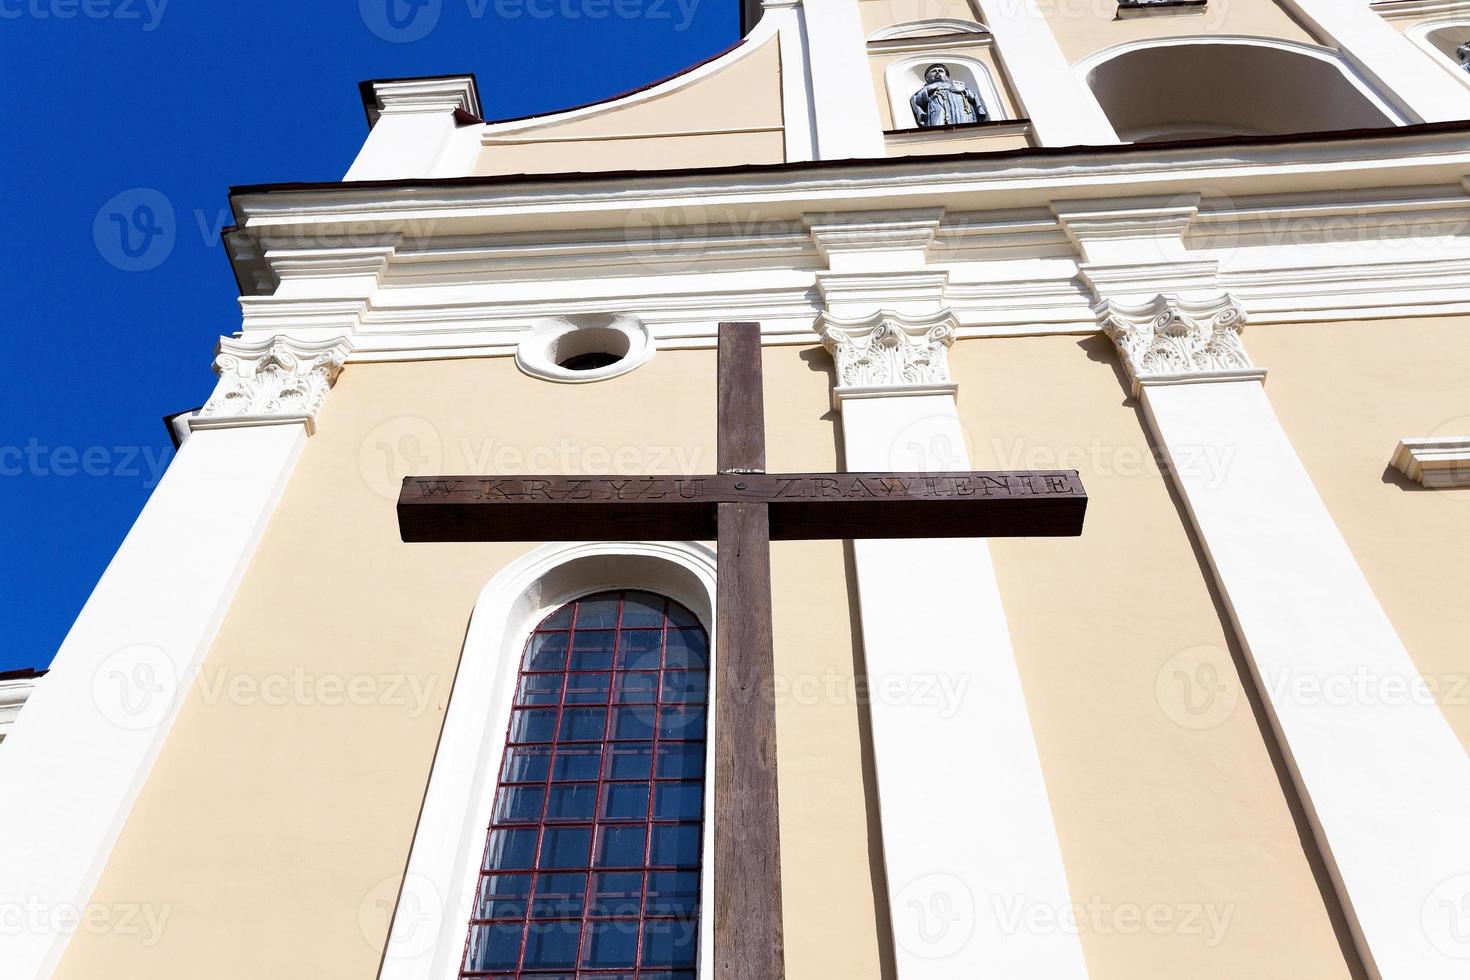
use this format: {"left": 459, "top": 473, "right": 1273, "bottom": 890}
{"left": 193, "top": 335, "right": 354, "bottom": 435}
{"left": 818, "top": 309, "right": 957, "bottom": 408}
{"left": 1097, "top": 294, "right": 1263, "bottom": 395}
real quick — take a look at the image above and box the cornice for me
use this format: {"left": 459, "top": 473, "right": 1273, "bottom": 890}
{"left": 1391, "top": 437, "right": 1470, "bottom": 488}
{"left": 362, "top": 76, "right": 481, "bottom": 126}
{"left": 1370, "top": 0, "right": 1470, "bottom": 20}
{"left": 193, "top": 335, "right": 354, "bottom": 435}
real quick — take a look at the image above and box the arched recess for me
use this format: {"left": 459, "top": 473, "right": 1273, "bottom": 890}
{"left": 1077, "top": 37, "right": 1403, "bottom": 143}
{"left": 884, "top": 53, "right": 1007, "bottom": 130}
{"left": 1407, "top": 19, "right": 1470, "bottom": 88}
{"left": 378, "top": 541, "right": 719, "bottom": 980}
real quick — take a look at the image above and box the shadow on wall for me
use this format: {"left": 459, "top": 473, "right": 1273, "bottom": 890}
{"left": 1085, "top": 40, "right": 1397, "bottom": 142}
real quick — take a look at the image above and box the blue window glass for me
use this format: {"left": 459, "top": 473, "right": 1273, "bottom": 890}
{"left": 462, "top": 591, "right": 708, "bottom": 979}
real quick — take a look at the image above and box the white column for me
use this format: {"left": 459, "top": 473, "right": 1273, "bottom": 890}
{"left": 1100, "top": 294, "right": 1470, "bottom": 979}
{"left": 974, "top": 0, "right": 1119, "bottom": 146}
{"left": 794, "top": 0, "right": 886, "bottom": 159}
{"left": 1277, "top": 0, "right": 1470, "bottom": 122}
{"left": 819, "top": 310, "right": 1090, "bottom": 978}
{"left": 0, "top": 335, "right": 351, "bottom": 980}
{"left": 345, "top": 76, "right": 483, "bottom": 181}
{"left": 762, "top": 0, "right": 818, "bottom": 163}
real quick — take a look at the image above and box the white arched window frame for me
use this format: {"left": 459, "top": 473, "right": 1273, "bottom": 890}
{"left": 1406, "top": 17, "right": 1470, "bottom": 89}
{"left": 884, "top": 53, "right": 1008, "bottom": 130}
{"left": 1073, "top": 35, "right": 1410, "bottom": 131}
{"left": 378, "top": 541, "right": 719, "bottom": 980}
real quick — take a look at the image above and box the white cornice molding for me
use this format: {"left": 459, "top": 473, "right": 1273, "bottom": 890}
{"left": 0, "top": 675, "right": 40, "bottom": 744}
{"left": 1096, "top": 294, "right": 1263, "bottom": 395}
{"left": 1391, "top": 436, "right": 1470, "bottom": 487}
{"left": 805, "top": 209, "right": 945, "bottom": 267}
{"left": 193, "top": 335, "right": 354, "bottom": 435}
{"left": 365, "top": 76, "right": 481, "bottom": 126}
{"left": 818, "top": 309, "right": 958, "bottom": 408}
{"left": 1371, "top": 0, "right": 1470, "bottom": 20}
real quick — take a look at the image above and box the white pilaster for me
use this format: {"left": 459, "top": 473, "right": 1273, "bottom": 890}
{"left": 1278, "top": 0, "right": 1470, "bottom": 122}
{"left": 346, "top": 76, "right": 483, "bottom": 181}
{"left": 794, "top": 0, "right": 886, "bottom": 159}
{"left": 1100, "top": 294, "right": 1470, "bottom": 979}
{"left": 818, "top": 305, "right": 1089, "bottom": 978}
{"left": 763, "top": 0, "right": 819, "bottom": 163}
{"left": 973, "top": 0, "right": 1119, "bottom": 146}
{"left": 0, "top": 335, "right": 351, "bottom": 980}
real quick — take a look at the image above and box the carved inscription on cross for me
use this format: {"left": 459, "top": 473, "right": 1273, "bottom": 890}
{"left": 397, "top": 322, "right": 1088, "bottom": 980}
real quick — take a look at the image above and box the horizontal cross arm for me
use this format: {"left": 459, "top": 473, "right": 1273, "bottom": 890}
{"left": 397, "top": 471, "right": 1087, "bottom": 543}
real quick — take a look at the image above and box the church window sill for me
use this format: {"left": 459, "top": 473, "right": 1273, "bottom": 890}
{"left": 884, "top": 118, "right": 1033, "bottom": 145}
{"left": 1116, "top": 0, "right": 1207, "bottom": 19}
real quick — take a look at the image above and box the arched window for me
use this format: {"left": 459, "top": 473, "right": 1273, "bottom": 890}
{"left": 1078, "top": 38, "right": 1402, "bottom": 142}
{"left": 460, "top": 589, "right": 710, "bottom": 977}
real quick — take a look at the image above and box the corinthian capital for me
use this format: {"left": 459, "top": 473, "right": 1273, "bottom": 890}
{"left": 194, "top": 334, "right": 354, "bottom": 434}
{"left": 1097, "top": 294, "right": 1263, "bottom": 395}
{"left": 818, "top": 309, "right": 957, "bottom": 406}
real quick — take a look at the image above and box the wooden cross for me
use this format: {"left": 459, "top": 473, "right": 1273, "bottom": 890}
{"left": 398, "top": 322, "right": 1087, "bottom": 980}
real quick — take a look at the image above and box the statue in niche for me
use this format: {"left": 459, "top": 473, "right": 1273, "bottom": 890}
{"left": 910, "top": 63, "right": 987, "bottom": 128}
{"left": 1458, "top": 40, "right": 1470, "bottom": 74}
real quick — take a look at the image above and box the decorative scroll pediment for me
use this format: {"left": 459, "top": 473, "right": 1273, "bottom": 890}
{"left": 818, "top": 310, "right": 957, "bottom": 397}
{"left": 1096, "top": 294, "right": 1261, "bottom": 394}
{"left": 194, "top": 335, "right": 353, "bottom": 434}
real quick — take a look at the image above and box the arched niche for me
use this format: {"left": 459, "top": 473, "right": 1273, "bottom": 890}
{"left": 1078, "top": 37, "right": 1402, "bottom": 143}
{"left": 1407, "top": 19, "right": 1470, "bottom": 87}
{"left": 884, "top": 54, "right": 1007, "bottom": 131}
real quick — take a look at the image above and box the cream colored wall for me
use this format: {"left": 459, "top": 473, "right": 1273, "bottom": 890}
{"left": 956, "top": 335, "right": 1357, "bottom": 979}
{"left": 859, "top": 0, "right": 983, "bottom": 36}
{"left": 867, "top": 45, "right": 1020, "bottom": 130}
{"left": 1247, "top": 316, "right": 1470, "bottom": 756}
{"left": 474, "top": 36, "right": 785, "bottom": 177}
{"left": 1045, "top": 0, "right": 1317, "bottom": 65}
{"left": 56, "top": 347, "right": 887, "bottom": 979}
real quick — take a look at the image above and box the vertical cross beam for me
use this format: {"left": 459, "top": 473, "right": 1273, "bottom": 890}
{"left": 712, "top": 322, "right": 785, "bottom": 980}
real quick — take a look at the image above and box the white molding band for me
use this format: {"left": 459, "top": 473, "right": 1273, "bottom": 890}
{"left": 378, "top": 542, "right": 719, "bottom": 980}
{"left": 0, "top": 423, "right": 313, "bottom": 979}
{"left": 796, "top": 0, "right": 886, "bottom": 159}
{"left": 0, "top": 675, "right": 40, "bottom": 745}
{"left": 1103, "top": 299, "right": 1470, "bottom": 979}
{"left": 821, "top": 312, "right": 1090, "bottom": 977}
{"left": 1391, "top": 436, "right": 1470, "bottom": 487}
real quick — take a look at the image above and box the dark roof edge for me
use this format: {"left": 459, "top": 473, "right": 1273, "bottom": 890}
{"left": 0, "top": 668, "right": 47, "bottom": 682}
{"left": 229, "top": 120, "right": 1470, "bottom": 202}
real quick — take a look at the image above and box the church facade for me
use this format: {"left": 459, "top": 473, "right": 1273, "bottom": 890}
{"left": 4, "top": 1, "right": 1470, "bottom": 978}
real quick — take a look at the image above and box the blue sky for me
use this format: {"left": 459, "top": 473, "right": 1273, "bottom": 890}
{"left": 0, "top": 0, "right": 739, "bottom": 673}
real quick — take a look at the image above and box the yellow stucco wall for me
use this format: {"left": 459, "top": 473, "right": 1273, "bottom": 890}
{"left": 1043, "top": 0, "right": 1317, "bottom": 65}
{"left": 55, "top": 347, "right": 887, "bottom": 979}
{"left": 474, "top": 36, "right": 785, "bottom": 177}
{"left": 1248, "top": 316, "right": 1470, "bottom": 756}
{"left": 957, "top": 334, "right": 1358, "bottom": 979}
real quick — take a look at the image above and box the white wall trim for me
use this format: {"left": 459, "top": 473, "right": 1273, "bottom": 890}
{"left": 1405, "top": 17, "right": 1470, "bottom": 88}
{"left": 867, "top": 18, "right": 990, "bottom": 43}
{"left": 0, "top": 675, "right": 41, "bottom": 745}
{"left": 378, "top": 541, "right": 718, "bottom": 980}
{"left": 1391, "top": 435, "right": 1470, "bottom": 487}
